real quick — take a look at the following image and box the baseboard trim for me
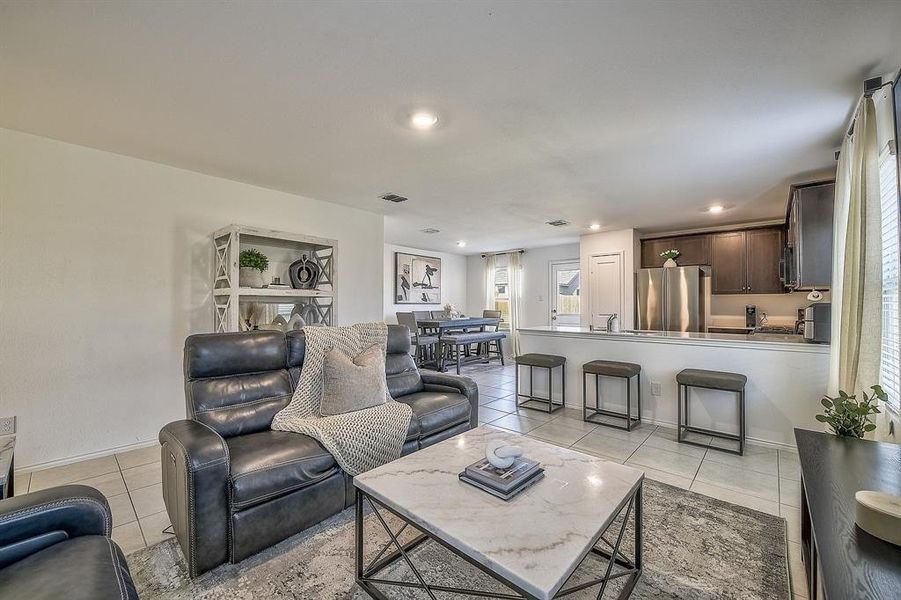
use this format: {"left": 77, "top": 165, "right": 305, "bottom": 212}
{"left": 16, "top": 438, "right": 159, "bottom": 474}
{"left": 560, "top": 403, "right": 799, "bottom": 451}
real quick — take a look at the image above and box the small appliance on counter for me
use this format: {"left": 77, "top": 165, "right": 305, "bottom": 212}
{"left": 803, "top": 302, "right": 831, "bottom": 344}
{"left": 745, "top": 305, "right": 757, "bottom": 328}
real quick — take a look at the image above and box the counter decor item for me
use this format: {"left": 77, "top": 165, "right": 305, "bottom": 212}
{"left": 265, "top": 276, "right": 291, "bottom": 289}
{"left": 289, "top": 253, "right": 321, "bottom": 289}
{"left": 239, "top": 248, "right": 269, "bottom": 288}
{"left": 660, "top": 249, "right": 680, "bottom": 267}
{"left": 815, "top": 384, "right": 886, "bottom": 438}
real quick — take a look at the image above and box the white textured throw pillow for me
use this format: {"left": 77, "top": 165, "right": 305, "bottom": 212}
{"left": 319, "top": 344, "right": 388, "bottom": 416}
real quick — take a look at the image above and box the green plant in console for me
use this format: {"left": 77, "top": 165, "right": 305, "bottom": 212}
{"left": 815, "top": 385, "right": 887, "bottom": 438}
{"left": 239, "top": 248, "right": 269, "bottom": 272}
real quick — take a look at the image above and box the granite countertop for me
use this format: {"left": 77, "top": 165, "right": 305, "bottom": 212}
{"left": 518, "top": 325, "right": 829, "bottom": 352}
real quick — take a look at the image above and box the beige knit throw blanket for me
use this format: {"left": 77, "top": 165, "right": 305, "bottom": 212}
{"left": 271, "top": 322, "right": 412, "bottom": 476}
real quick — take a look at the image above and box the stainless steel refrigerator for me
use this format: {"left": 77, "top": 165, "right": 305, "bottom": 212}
{"left": 636, "top": 266, "right": 711, "bottom": 332}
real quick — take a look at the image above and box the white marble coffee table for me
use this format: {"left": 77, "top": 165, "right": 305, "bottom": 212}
{"left": 353, "top": 425, "right": 644, "bottom": 600}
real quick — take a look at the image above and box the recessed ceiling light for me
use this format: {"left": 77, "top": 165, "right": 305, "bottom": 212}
{"left": 421, "top": 228, "right": 440, "bottom": 234}
{"left": 456, "top": 241, "right": 466, "bottom": 247}
{"left": 546, "top": 219, "right": 570, "bottom": 227}
{"left": 707, "top": 205, "right": 724, "bottom": 214}
{"left": 589, "top": 223, "right": 601, "bottom": 230}
{"left": 410, "top": 111, "right": 438, "bottom": 130}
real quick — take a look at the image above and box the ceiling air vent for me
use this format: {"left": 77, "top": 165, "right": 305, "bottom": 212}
{"left": 421, "top": 228, "right": 441, "bottom": 234}
{"left": 380, "top": 192, "right": 408, "bottom": 203}
{"left": 546, "top": 219, "right": 570, "bottom": 227}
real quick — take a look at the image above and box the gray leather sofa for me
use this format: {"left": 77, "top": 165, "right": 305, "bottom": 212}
{"left": 159, "top": 324, "right": 478, "bottom": 577}
{"left": 0, "top": 485, "right": 139, "bottom": 600}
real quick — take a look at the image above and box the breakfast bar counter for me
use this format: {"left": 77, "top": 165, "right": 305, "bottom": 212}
{"left": 518, "top": 326, "right": 829, "bottom": 447}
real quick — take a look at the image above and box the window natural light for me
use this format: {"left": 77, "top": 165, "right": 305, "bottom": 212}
{"left": 878, "top": 141, "right": 900, "bottom": 413}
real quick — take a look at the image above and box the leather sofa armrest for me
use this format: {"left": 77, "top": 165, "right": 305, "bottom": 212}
{"left": 0, "top": 484, "right": 111, "bottom": 569}
{"left": 159, "top": 419, "right": 230, "bottom": 577}
{"left": 420, "top": 372, "right": 479, "bottom": 428}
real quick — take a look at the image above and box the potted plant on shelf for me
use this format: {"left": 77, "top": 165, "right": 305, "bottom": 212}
{"left": 660, "top": 249, "right": 680, "bottom": 267}
{"left": 815, "top": 384, "right": 887, "bottom": 438}
{"left": 239, "top": 248, "right": 269, "bottom": 288}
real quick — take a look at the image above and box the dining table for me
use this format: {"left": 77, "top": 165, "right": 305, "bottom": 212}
{"left": 415, "top": 316, "right": 502, "bottom": 372}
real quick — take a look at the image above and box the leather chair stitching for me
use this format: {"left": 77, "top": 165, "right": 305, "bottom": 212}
{"left": 105, "top": 537, "right": 127, "bottom": 600}
{"left": 230, "top": 454, "right": 332, "bottom": 480}
{"left": 193, "top": 394, "right": 292, "bottom": 415}
{"left": 416, "top": 399, "right": 469, "bottom": 420}
{"left": 230, "top": 469, "right": 338, "bottom": 509}
{"left": 0, "top": 497, "right": 111, "bottom": 536}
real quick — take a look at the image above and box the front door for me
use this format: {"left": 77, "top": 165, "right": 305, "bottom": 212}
{"left": 550, "top": 261, "right": 581, "bottom": 325}
{"left": 589, "top": 253, "right": 624, "bottom": 330}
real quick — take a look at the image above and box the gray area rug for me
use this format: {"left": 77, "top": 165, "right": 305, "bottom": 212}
{"left": 129, "top": 480, "right": 789, "bottom": 599}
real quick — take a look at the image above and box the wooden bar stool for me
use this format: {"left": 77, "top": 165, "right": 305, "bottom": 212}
{"left": 515, "top": 353, "right": 566, "bottom": 414}
{"left": 582, "top": 360, "right": 642, "bottom": 431}
{"left": 676, "top": 368, "right": 747, "bottom": 455}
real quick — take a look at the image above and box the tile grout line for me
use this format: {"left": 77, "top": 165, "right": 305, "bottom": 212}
{"left": 117, "top": 453, "right": 148, "bottom": 548}
{"left": 690, "top": 445, "right": 709, "bottom": 489}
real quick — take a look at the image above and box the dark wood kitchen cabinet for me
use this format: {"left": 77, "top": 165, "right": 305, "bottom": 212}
{"left": 746, "top": 228, "right": 784, "bottom": 293}
{"left": 711, "top": 227, "right": 785, "bottom": 294}
{"left": 640, "top": 234, "right": 710, "bottom": 267}
{"left": 711, "top": 231, "right": 747, "bottom": 294}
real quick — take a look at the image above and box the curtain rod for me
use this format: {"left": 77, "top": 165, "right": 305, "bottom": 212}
{"left": 846, "top": 79, "right": 894, "bottom": 138}
{"left": 480, "top": 249, "right": 525, "bottom": 258}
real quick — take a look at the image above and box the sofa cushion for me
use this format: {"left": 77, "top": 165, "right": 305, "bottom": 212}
{"left": 320, "top": 345, "right": 388, "bottom": 416}
{"left": 227, "top": 431, "right": 339, "bottom": 510}
{"left": 0, "top": 536, "right": 138, "bottom": 600}
{"left": 397, "top": 391, "right": 470, "bottom": 437}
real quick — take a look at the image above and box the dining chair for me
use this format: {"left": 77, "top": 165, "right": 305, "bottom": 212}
{"left": 479, "top": 309, "right": 505, "bottom": 360}
{"left": 396, "top": 312, "right": 438, "bottom": 367}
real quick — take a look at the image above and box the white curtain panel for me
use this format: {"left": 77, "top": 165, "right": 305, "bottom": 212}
{"left": 507, "top": 251, "right": 523, "bottom": 356}
{"left": 828, "top": 95, "right": 884, "bottom": 405}
{"left": 484, "top": 254, "right": 496, "bottom": 311}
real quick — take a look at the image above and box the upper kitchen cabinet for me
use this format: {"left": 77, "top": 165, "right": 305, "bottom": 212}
{"left": 711, "top": 231, "right": 747, "bottom": 294}
{"left": 640, "top": 234, "right": 710, "bottom": 267}
{"left": 711, "top": 227, "right": 785, "bottom": 294}
{"left": 784, "top": 181, "right": 834, "bottom": 290}
{"left": 746, "top": 227, "right": 784, "bottom": 293}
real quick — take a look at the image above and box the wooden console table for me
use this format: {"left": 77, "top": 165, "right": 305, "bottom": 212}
{"left": 795, "top": 428, "right": 901, "bottom": 599}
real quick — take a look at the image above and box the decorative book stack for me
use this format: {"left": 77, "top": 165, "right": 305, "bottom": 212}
{"left": 459, "top": 456, "right": 544, "bottom": 501}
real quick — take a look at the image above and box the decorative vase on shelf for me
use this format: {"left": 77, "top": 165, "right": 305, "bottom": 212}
{"left": 239, "top": 267, "right": 264, "bottom": 288}
{"left": 289, "top": 254, "right": 321, "bottom": 289}
{"left": 663, "top": 258, "right": 678, "bottom": 268}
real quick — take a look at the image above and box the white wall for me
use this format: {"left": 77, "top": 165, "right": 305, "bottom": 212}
{"left": 579, "top": 228, "right": 640, "bottom": 329}
{"left": 464, "top": 243, "right": 580, "bottom": 327}
{"left": 0, "top": 128, "right": 384, "bottom": 468}
{"left": 383, "top": 244, "right": 467, "bottom": 322}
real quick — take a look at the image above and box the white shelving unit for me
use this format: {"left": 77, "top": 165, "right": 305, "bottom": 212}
{"left": 212, "top": 224, "right": 337, "bottom": 332}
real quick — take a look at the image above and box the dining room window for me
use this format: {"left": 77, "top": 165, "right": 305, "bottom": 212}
{"left": 494, "top": 255, "right": 510, "bottom": 328}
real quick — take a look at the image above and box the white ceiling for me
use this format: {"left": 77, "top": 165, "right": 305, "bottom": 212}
{"left": 2, "top": 1, "right": 899, "bottom": 254}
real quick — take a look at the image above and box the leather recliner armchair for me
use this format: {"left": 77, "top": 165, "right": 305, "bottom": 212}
{"left": 0, "top": 485, "right": 139, "bottom": 599}
{"left": 159, "top": 324, "right": 479, "bottom": 577}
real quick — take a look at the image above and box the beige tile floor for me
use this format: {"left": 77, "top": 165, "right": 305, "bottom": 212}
{"left": 14, "top": 443, "right": 171, "bottom": 555}
{"left": 12, "top": 362, "right": 808, "bottom": 596}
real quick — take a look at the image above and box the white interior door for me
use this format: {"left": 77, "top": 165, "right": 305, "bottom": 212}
{"left": 589, "top": 253, "right": 624, "bottom": 329}
{"left": 550, "top": 261, "right": 581, "bottom": 325}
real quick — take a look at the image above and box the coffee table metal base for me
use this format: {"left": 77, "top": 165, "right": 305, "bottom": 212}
{"left": 354, "top": 483, "right": 642, "bottom": 600}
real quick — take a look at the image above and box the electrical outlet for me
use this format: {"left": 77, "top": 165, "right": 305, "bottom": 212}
{"left": 0, "top": 416, "right": 15, "bottom": 435}
{"left": 650, "top": 382, "right": 662, "bottom": 396}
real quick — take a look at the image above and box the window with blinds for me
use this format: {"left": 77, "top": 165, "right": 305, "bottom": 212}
{"left": 879, "top": 141, "right": 900, "bottom": 412}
